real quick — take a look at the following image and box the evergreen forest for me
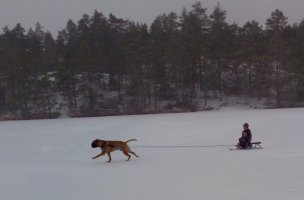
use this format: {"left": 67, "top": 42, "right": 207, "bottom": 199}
{"left": 1, "top": 2, "right": 304, "bottom": 119}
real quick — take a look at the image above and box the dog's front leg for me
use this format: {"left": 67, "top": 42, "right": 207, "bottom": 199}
{"left": 92, "top": 152, "right": 105, "bottom": 159}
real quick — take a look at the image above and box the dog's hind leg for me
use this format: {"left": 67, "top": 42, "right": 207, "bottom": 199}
{"left": 130, "top": 151, "right": 139, "bottom": 158}
{"left": 123, "top": 151, "right": 131, "bottom": 161}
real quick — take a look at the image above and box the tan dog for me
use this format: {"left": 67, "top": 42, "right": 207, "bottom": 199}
{"left": 91, "top": 139, "right": 139, "bottom": 162}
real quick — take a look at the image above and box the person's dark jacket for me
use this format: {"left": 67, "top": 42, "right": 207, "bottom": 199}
{"left": 242, "top": 129, "right": 252, "bottom": 143}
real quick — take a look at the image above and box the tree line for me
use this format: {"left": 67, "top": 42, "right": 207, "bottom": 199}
{"left": 1, "top": 2, "right": 304, "bottom": 119}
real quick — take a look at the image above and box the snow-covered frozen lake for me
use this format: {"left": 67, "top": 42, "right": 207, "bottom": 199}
{"left": 1, "top": 108, "right": 304, "bottom": 200}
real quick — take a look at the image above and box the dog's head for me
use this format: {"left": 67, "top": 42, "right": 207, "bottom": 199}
{"left": 91, "top": 139, "right": 103, "bottom": 148}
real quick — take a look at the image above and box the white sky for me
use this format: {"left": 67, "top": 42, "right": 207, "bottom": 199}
{"left": 0, "top": 0, "right": 304, "bottom": 35}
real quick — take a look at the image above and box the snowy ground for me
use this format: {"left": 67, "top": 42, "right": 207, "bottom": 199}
{"left": 1, "top": 108, "right": 304, "bottom": 200}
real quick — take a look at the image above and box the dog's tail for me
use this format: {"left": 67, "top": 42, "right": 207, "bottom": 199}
{"left": 126, "top": 139, "right": 137, "bottom": 143}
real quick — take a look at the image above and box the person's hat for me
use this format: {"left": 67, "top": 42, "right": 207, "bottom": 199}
{"left": 243, "top": 123, "right": 249, "bottom": 128}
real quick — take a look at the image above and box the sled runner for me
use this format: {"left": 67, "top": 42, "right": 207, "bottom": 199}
{"left": 229, "top": 142, "right": 262, "bottom": 150}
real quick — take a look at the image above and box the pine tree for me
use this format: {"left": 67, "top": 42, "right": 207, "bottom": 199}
{"left": 124, "top": 22, "right": 150, "bottom": 112}
{"left": 107, "top": 13, "right": 129, "bottom": 102}
{"left": 150, "top": 12, "right": 179, "bottom": 109}
{"left": 43, "top": 31, "right": 57, "bottom": 73}
{"left": 266, "top": 9, "right": 291, "bottom": 106}
{"left": 4, "top": 24, "right": 31, "bottom": 117}
{"left": 178, "top": 2, "right": 209, "bottom": 105}
{"left": 207, "top": 3, "right": 232, "bottom": 101}
{"left": 56, "top": 20, "right": 80, "bottom": 110}
{"left": 288, "top": 20, "right": 304, "bottom": 101}
{"left": 240, "top": 21, "right": 270, "bottom": 98}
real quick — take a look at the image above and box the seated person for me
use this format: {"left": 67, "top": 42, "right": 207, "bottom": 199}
{"left": 238, "top": 123, "right": 252, "bottom": 149}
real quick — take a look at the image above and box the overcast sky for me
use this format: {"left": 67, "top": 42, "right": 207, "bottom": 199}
{"left": 1, "top": 0, "right": 304, "bottom": 35}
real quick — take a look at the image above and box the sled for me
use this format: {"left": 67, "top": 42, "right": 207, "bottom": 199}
{"left": 229, "top": 142, "right": 262, "bottom": 150}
